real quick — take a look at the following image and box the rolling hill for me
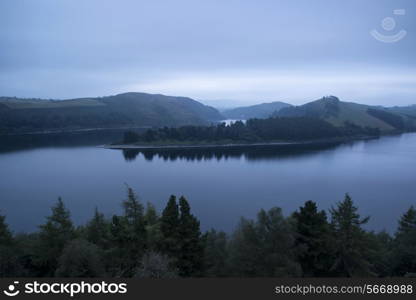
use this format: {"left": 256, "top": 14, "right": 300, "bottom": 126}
{"left": 0, "top": 92, "right": 224, "bottom": 134}
{"left": 387, "top": 105, "right": 416, "bottom": 118}
{"left": 276, "top": 96, "right": 416, "bottom": 133}
{"left": 222, "top": 101, "right": 292, "bottom": 119}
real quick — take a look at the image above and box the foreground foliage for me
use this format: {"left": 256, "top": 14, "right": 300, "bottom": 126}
{"left": 0, "top": 191, "right": 415, "bottom": 278}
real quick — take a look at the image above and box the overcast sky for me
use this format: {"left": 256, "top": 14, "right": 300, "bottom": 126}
{"left": 0, "top": 0, "right": 415, "bottom": 106}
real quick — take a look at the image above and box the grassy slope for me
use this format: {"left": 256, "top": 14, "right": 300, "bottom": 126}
{"left": 326, "top": 101, "right": 394, "bottom": 131}
{"left": 277, "top": 96, "right": 413, "bottom": 132}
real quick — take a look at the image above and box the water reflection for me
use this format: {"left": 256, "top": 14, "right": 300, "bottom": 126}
{"left": 121, "top": 142, "right": 347, "bottom": 162}
{"left": 0, "top": 129, "right": 132, "bottom": 153}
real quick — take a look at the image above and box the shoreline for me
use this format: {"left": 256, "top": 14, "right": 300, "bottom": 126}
{"left": 103, "top": 136, "right": 377, "bottom": 150}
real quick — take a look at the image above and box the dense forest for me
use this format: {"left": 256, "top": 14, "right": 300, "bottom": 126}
{"left": 1, "top": 189, "right": 415, "bottom": 278}
{"left": 120, "top": 117, "right": 380, "bottom": 145}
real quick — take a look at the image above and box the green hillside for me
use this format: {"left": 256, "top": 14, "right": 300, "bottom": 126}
{"left": 277, "top": 96, "right": 416, "bottom": 133}
{"left": 387, "top": 105, "right": 416, "bottom": 118}
{"left": 0, "top": 92, "right": 224, "bottom": 134}
{"left": 222, "top": 101, "right": 292, "bottom": 119}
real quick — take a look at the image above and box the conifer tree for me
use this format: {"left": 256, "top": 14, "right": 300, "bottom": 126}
{"left": 392, "top": 206, "right": 416, "bottom": 276}
{"left": 203, "top": 229, "right": 228, "bottom": 277}
{"left": 55, "top": 238, "right": 105, "bottom": 277}
{"left": 0, "top": 213, "right": 20, "bottom": 277}
{"left": 144, "top": 202, "right": 159, "bottom": 226}
{"left": 228, "top": 207, "right": 301, "bottom": 277}
{"left": 86, "top": 208, "right": 110, "bottom": 249}
{"left": 0, "top": 214, "right": 12, "bottom": 245}
{"left": 123, "top": 187, "right": 144, "bottom": 225}
{"left": 144, "top": 202, "right": 161, "bottom": 251}
{"left": 37, "top": 197, "right": 74, "bottom": 276}
{"left": 159, "top": 195, "right": 180, "bottom": 257}
{"left": 292, "top": 200, "right": 333, "bottom": 276}
{"left": 113, "top": 187, "right": 147, "bottom": 276}
{"left": 329, "top": 194, "right": 374, "bottom": 277}
{"left": 178, "top": 196, "right": 203, "bottom": 277}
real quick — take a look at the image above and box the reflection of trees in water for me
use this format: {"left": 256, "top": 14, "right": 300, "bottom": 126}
{"left": 0, "top": 130, "right": 126, "bottom": 153}
{"left": 122, "top": 142, "right": 345, "bottom": 162}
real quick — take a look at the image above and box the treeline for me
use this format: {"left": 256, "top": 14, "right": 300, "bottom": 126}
{"left": 121, "top": 117, "right": 380, "bottom": 145}
{"left": 1, "top": 191, "right": 415, "bottom": 278}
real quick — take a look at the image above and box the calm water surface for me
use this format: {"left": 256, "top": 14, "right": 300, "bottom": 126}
{"left": 1, "top": 132, "right": 415, "bottom": 233}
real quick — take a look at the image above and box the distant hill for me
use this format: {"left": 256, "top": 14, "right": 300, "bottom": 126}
{"left": 276, "top": 96, "right": 416, "bottom": 132}
{"left": 222, "top": 101, "right": 292, "bottom": 119}
{"left": 0, "top": 92, "right": 224, "bottom": 134}
{"left": 387, "top": 105, "right": 416, "bottom": 118}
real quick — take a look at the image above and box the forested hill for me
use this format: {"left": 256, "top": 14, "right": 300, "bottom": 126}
{"left": 0, "top": 92, "right": 224, "bottom": 134}
{"left": 222, "top": 101, "right": 292, "bottom": 119}
{"left": 276, "top": 96, "right": 416, "bottom": 133}
{"left": 120, "top": 116, "right": 380, "bottom": 146}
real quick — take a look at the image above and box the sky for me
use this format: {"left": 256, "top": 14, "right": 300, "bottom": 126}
{"left": 0, "top": 0, "right": 415, "bottom": 107}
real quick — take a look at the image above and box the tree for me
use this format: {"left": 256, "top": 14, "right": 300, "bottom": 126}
{"left": 0, "top": 214, "right": 12, "bottom": 245}
{"left": 366, "top": 231, "right": 393, "bottom": 277}
{"left": 292, "top": 201, "right": 333, "bottom": 276}
{"left": 177, "top": 196, "right": 203, "bottom": 277}
{"left": 144, "top": 203, "right": 161, "bottom": 251}
{"left": 159, "top": 195, "right": 180, "bottom": 258}
{"left": 144, "top": 202, "right": 159, "bottom": 226}
{"left": 123, "top": 187, "right": 144, "bottom": 225}
{"left": 0, "top": 214, "right": 21, "bottom": 277}
{"left": 392, "top": 206, "right": 416, "bottom": 276}
{"left": 329, "top": 194, "right": 374, "bottom": 277}
{"left": 55, "top": 239, "right": 105, "bottom": 277}
{"left": 85, "top": 208, "right": 111, "bottom": 249}
{"left": 228, "top": 207, "right": 301, "bottom": 277}
{"left": 109, "top": 187, "right": 147, "bottom": 277}
{"left": 202, "top": 229, "right": 228, "bottom": 277}
{"left": 135, "top": 251, "right": 178, "bottom": 278}
{"left": 36, "top": 198, "right": 75, "bottom": 276}
{"left": 107, "top": 215, "right": 130, "bottom": 276}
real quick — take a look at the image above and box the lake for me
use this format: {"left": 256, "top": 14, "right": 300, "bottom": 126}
{"left": 1, "top": 131, "right": 415, "bottom": 233}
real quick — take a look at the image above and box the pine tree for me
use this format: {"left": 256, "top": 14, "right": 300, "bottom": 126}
{"left": 55, "top": 238, "right": 105, "bottom": 277}
{"left": 123, "top": 186, "right": 144, "bottom": 225}
{"left": 36, "top": 197, "right": 75, "bottom": 276}
{"left": 144, "top": 202, "right": 159, "bottom": 226}
{"left": 228, "top": 207, "right": 301, "bottom": 277}
{"left": 144, "top": 202, "right": 161, "bottom": 251}
{"left": 111, "top": 187, "right": 147, "bottom": 276}
{"left": 203, "top": 229, "right": 228, "bottom": 277}
{"left": 177, "top": 196, "right": 203, "bottom": 277}
{"left": 329, "top": 194, "right": 374, "bottom": 277}
{"left": 397, "top": 206, "right": 416, "bottom": 234}
{"left": 292, "top": 200, "right": 333, "bottom": 276}
{"left": 159, "top": 195, "right": 180, "bottom": 257}
{"left": 0, "top": 214, "right": 12, "bottom": 245}
{"left": 0, "top": 213, "right": 20, "bottom": 277}
{"left": 86, "top": 208, "right": 110, "bottom": 249}
{"left": 107, "top": 215, "right": 130, "bottom": 276}
{"left": 392, "top": 206, "right": 416, "bottom": 276}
